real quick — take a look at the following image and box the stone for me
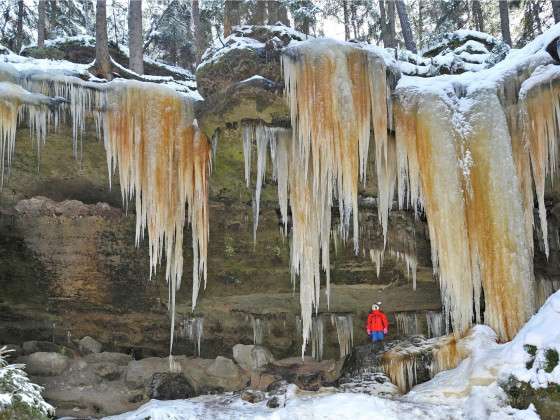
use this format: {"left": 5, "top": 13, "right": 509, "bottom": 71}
{"left": 125, "top": 357, "right": 170, "bottom": 389}
{"left": 25, "top": 352, "right": 70, "bottom": 376}
{"left": 267, "top": 396, "right": 280, "bottom": 408}
{"left": 250, "top": 371, "right": 280, "bottom": 391}
{"left": 148, "top": 372, "right": 195, "bottom": 400}
{"left": 22, "top": 340, "right": 60, "bottom": 355}
{"left": 84, "top": 352, "right": 132, "bottom": 366}
{"left": 93, "top": 362, "right": 122, "bottom": 381}
{"left": 207, "top": 356, "right": 241, "bottom": 378}
{"left": 240, "top": 389, "right": 265, "bottom": 404}
{"left": 78, "top": 336, "right": 103, "bottom": 354}
{"left": 233, "top": 344, "right": 275, "bottom": 372}
{"left": 204, "top": 356, "right": 249, "bottom": 391}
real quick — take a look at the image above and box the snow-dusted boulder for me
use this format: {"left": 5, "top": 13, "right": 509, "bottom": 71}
{"left": 233, "top": 344, "right": 275, "bottom": 371}
{"left": 398, "top": 30, "right": 510, "bottom": 76}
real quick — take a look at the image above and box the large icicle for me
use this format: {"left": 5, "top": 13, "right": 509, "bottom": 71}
{"left": 282, "top": 40, "right": 392, "bottom": 353}
{"left": 103, "top": 81, "right": 211, "bottom": 353}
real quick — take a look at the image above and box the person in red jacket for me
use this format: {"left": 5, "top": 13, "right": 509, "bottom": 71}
{"left": 366, "top": 302, "right": 389, "bottom": 344}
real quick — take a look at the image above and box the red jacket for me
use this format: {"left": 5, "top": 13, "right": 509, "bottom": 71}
{"left": 366, "top": 310, "right": 389, "bottom": 334}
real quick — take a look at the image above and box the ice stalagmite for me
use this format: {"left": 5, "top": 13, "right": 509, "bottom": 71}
{"left": 102, "top": 81, "right": 211, "bottom": 352}
{"left": 282, "top": 40, "right": 392, "bottom": 353}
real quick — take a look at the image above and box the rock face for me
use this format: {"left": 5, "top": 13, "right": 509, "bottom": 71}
{"left": 196, "top": 25, "right": 304, "bottom": 136}
{"left": 0, "top": 125, "right": 441, "bottom": 362}
{"left": 233, "top": 344, "right": 275, "bottom": 371}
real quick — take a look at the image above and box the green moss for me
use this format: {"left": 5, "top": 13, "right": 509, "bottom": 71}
{"left": 524, "top": 344, "right": 537, "bottom": 369}
{"left": 544, "top": 349, "right": 559, "bottom": 373}
{"left": 503, "top": 375, "right": 560, "bottom": 420}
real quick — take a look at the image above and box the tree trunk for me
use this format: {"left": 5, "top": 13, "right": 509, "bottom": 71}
{"left": 95, "top": 0, "right": 112, "bottom": 80}
{"left": 192, "top": 0, "right": 211, "bottom": 64}
{"left": 276, "top": 2, "right": 289, "bottom": 26}
{"left": 343, "top": 0, "right": 350, "bottom": 41}
{"left": 379, "top": 0, "right": 387, "bottom": 46}
{"left": 128, "top": 0, "right": 143, "bottom": 75}
{"left": 395, "top": 0, "right": 416, "bottom": 53}
{"left": 553, "top": 0, "right": 560, "bottom": 23}
{"left": 499, "top": 0, "right": 512, "bottom": 46}
{"left": 15, "top": 0, "right": 24, "bottom": 52}
{"left": 224, "top": 0, "right": 241, "bottom": 37}
{"left": 472, "top": 0, "right": 484, "bottom": 32}
{"left": 38, "top": 0, "right": 46, "bottom": 48}
{"left": 386, "top": 0, "right": 396, "bottom": 48}
{"left": 252, "top": 0, "right": 266, "bottom": 25}
{"left": 418, "top": 0, "right": 424, "bottom": 50}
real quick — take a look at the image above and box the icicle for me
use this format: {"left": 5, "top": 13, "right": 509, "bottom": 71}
{"left": 310, "top": 315, "right": 324, "bottom": 361}
{"left": 426, "top": 311, "right": 446, "bottom": 338}
{"left": 102, "top": 82, "right": 211, "bottom": 354}
{"left": 332, "top": 314, "right": 354, "bottom": 358}
{"left": 242, "top": 122, "right": 253, "bottom": 187}
{"left": 180, "top": 316, "right": 204, "bottom": 357}
{"left": 250, "top": 315, "right": 266, "bottom": 345}
{"left": 253, "top": 124, "right": 270, "bottom": 242}
{"left": 395, "top": 312, "right": 419, "bottom": 336}
{"left": 282, "top": 41, "right": 390, "bottom": 353}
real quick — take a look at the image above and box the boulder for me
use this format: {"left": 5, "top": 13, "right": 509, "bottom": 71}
{"left": 125, "top": 357, "right": 171, "bottom": 389}
{"left": 148, "top": 372, "right": 195, "bottom": 400}
{"left": 84, "top": 352, "right": 132, "bottom": 366}
{"left": 93, "top": 362, "right": 122, "bottom": 381}
{"left": 241, "top": 389, "right": 265, "bottom": 403}
{"left": 78, "top": 336, "right": 103, "bottom": 354}
{"left": 233, "top": 344, "right": 275, "bottom": 371}
{"left": 205, "top": 356, "right": 249, "bottom": 391}
{"left": 267, "top": 396, "right": 280, "bottom": 408}
{"left": 264, "top": 357, "right": 343, "bottom": 391}
{"left": 25, "top": 352, "right": 70, "bottom": 376}
{"left": 22, "top": 340, "right": 61, "bottom": 355}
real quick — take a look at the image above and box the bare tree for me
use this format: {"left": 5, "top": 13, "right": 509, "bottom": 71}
{"left": 472, "top": 0, "right": 484, "bottom": 32}
{"left": 15, "top": 0, "right": 24, "bottom": 52}
{"left": 224, "top": 0, "right": 241, "bottom": 37}
{"left": 128, "top": 0, "right": 143, "bottom": 74}
{"left": 552, "top": 0, "right": 560, "bottom": 23}
{"left": 396, "top": 0, "right": 416, "bottom": 53}
{"left": 38, "top": 0, "right": 46, "bottom": 48}
{"left": 95, "top": 0, "right": 112, "bottom": 80}
{"left": 267, "top": 1, "right": 289, "bottom": 26}
{"left": 499, "top": 0, "right": 512, "bottom": 46}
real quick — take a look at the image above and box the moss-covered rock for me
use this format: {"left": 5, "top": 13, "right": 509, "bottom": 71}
{"left": 502, "top": 375, "right": 560, "bottom": 420}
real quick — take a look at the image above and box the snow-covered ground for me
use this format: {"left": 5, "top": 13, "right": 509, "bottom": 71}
{"left": 106, "top": 291, "right": 560, "bottom": 419}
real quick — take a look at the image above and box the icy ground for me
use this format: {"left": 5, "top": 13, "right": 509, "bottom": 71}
{"left": 105, "top": 291, "right": 560, "bottom": 419}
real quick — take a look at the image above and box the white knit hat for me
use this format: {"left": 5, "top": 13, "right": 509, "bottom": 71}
{"left": 372, "top": 303, "right": 380, "bottom": 311}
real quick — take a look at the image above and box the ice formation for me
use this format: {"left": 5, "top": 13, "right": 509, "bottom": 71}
{"left": 250, "top": 315, "right": 266, "bottom": 346}
{"left": 311, "top": 315, "right": 324, "bottom": 361}
{"left": 282, "top": 40, "right": 392, "bottom": 353}
{"left": 426, "top": 311, "right": 446, "bottom": 338}
{"left": 369, "top": 246, "right": 418, "bottom": 290}
{"left": 395, "top": 312, "right": 420, "bottom": 336}
{"left": 102, "top": 82, "right": 211, "bottom": 352}
{"left": 331, "top": 314, "right": 354, "bottom": 359}
{"left": 0, "top": 64, "right": 210, "bottom": 354}
{"left": 179, "top": 316, "right": 204, "bottom": 357}
{"left": 280, "top": 30, "right": 560, "bottom": 343}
